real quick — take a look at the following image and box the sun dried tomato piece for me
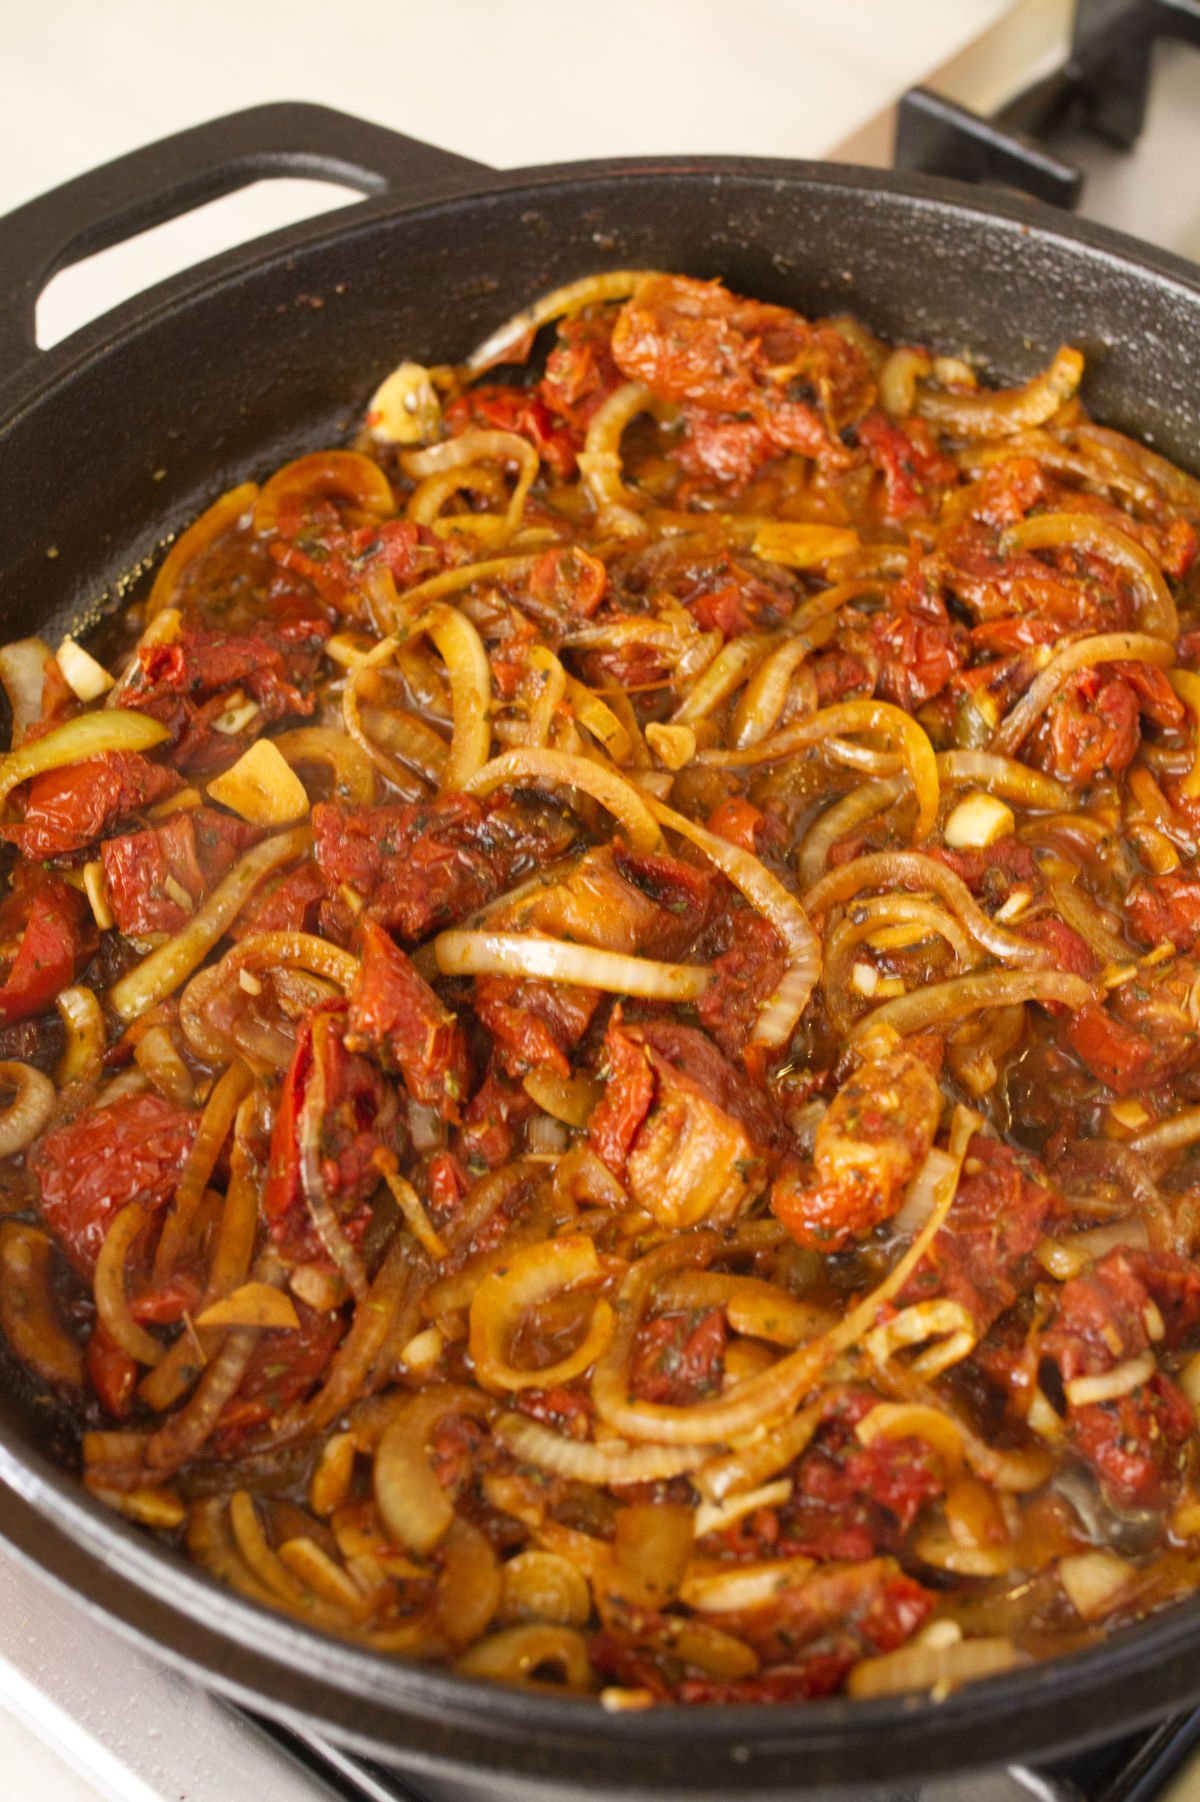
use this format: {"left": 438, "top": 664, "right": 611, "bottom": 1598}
{"left": 0, "top": 751, "right": 182, "bottom": 861}
{"left": 32, "top": 1093, "right": 199, "bottom": 1278}
{"left": 346, "top": 918, "right": 467, "bottom": 1118}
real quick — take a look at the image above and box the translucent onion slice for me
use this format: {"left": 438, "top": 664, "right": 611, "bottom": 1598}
{"left": 751, "top": 520, "right": 862, "bottom": 569}
{"left": 866, "top": 1297, "right": 976, "bottom": 1380}
{"left": 0, "top": 709, "right": 171, "bottom": 808}
{"left": 365, "top": 555, "right": 537, "bottom": 634}
{"left": 521, "top": 1066, "right": 603, "bottom": 1130}
{"left": 374, "top": 1386, "right": 492, "bottom": 1553}
{"left": 679, "top": 1553, "right": 815, "bottom": 1613}
{"left": 0, "top": 1224, "right": 84, "bottom": 1387}
{"left": 465, "top": 747, "right": 663, "bottom": 850}
{"left": 848, "top": 1635, "right": 1023, "bottom": 1699}
{"left": 145, "top": 1323, "right": 259, "bottom": 1474}
{"left": 1000, "top": 511, "right": 1178, "bottom": 641}
{"left": 1048, "top": 879, "right": 1131, "bottom": 967}
{"left": 803, "top": 850, "right": 1047, "bottom": 967}
{"left": 270, "top": 726, "right": 377, "bottom": 807}
{"left": 469, "top": 1235, "right": 614, "bottom": 1394}
{"left": 108, "top": 828, "right": 311, "bottom": 1023}
{"left": 456, "top": 1624, "right": 592, "bottom": 1688}
{"left": 562, "top": 677, "right": 632, "bottom": 765}
{"left": 850, "top": 968, "right": 1096, "bottom": 1045}
{"left": 592, "top": 1115, "right": 975, "bottom": 1447}
{"left": 360, "top": 705, "right": 449, "bottom": 785}
{"left": 0, "top": 1059, "right": 55, "bottom": 1158}
{"left": 1058, "top": 1549, "right": 1137, "bottom": 1621}
{"left": 914, "top": 344, "right": 1082, "bottom": 437}
{"left": 1132, "top": 1108, "right": 1200, "bottom": 1161}
{"left": 797, "top": 778, "right": 907, "bottom": 888}
{"left": 194, "top": 1283, "right": 301, "bottom": 1330}
{"left": 879, "top": 346, "right": 931, "bottom": 418}
{"left": 94, "top": 1202, "right": 163, "bottom": 1367}
{"left": 416, "top": 604, "right": 493, "bottom": 793}
{"left": 466, "top": 270, "right": 660, "bottom": 372}
{"left": 133, "top": 1025, "right": 195, "bottom": 1106}
{"left": 577, "top": 383, "right": 653, "bottom": 533}
{"left": 146, "top": 482, "right": 258, "bottom": 618}
{"left": 435, "top": 1516, "right": 503, "bottom": 1652}
{"left": 498, "top": 1550, "right": 592, "bottom": 1627}
{"left": 402, "top": 430, "right": 537, "bottom": 544}
{"left": 435, "top": 930, "right": 710, "bottom": 1002}
{"left": 731, "top": 613, "right": 840, "bottom": 747}
{"left": 1169, "top": 670, "right": 1200, "bottom": 799}
{"left": 86, "top": 1482, "right": 186, "bottom": 1530}
{"left": 991, "top": 631, "right": 1175, "bottom": 756}
{"left": 252, "top": 450, "right": 393, "bottom": 536}
{"left": 700, "top": 698, "right": 940, "bottom": 842}
{"left": 1075, "top": 421, "right": 1200, "bottom": 514}
{"left": 492, "top": 1411, "right": 717, "bottom": 1484}
{"left": 671, "top": 633, "right": 772, "bottom": 726}
{"left": 651, "top": 799, "right": 820, "bottom": 1047}
{"left": 935, "top": 750, "right": 1070, "bottom": 812}
{"left": 522, "top": 645, "right": 568, "bottom": 750}
{"left": 0, "top": 637, "right": 52, "bottom": 748}
{"left": 55, "top": 987, "right": 107, "bottom": 1086}
{"left": 856, "top": 1402, "right": 966, "bottom": 1472}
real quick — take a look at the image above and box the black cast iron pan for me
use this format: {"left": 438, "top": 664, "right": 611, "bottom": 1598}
{"left": 2, "top": 102, "right": 1200, "bottom": 1799}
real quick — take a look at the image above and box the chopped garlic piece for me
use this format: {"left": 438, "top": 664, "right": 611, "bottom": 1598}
{"left": 1101, "top": 962, "right": 1138, "bottom": 989}
{"left": 943, "top": 793, "right": 1015, "bottom": 850}
{"left": 1058, "top": 1549, "right": 1134, "bottom": 1621}
{"left": 211, "top": 691, "right": 262, "bottom": 736}
{"left": 162, "top": 874, "right": 195, "bottom": 913}
{"left": 238, "top": 968, "right": 263, "bottom": 996}
{"left": 207, "top": 738, "right": 309, "bottom": 825}
{"left": 994, "top": 885, "right": 1032, "bottom": 923}
{"left": 399, "top": 1325, "right": 445, "bottom": 1372}
{"left": 1064, "top": 1352, "right": 1155, "bottom": 1409}
{"left": 911, "top": 1619, "right": 963, "bottom": 1651}
{"left": 1107, "top": 1098, "right": 1151, "bottom": 1131}
{"left": 323, "top": 631, "right": 376, "bottom": 669}
{"left": 645, "top": 721, "right": 697, "bottom": 771}
{"left": 693, "top": 1478, "right": 793, "bottom": 1540}
{"left": 366, "top": 361, "right": 442, "bottom": 445}
{"left": 600, "top": 1688, "right": 657, "bottom": 1713}
{"left": 57, "top": 638, "right": 115, "bottom": 702}
{"left": 851, "top": 961, "right": 879, "bottom": 997}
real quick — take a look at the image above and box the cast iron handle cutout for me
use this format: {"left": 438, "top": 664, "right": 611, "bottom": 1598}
{"left": 0, "top": 102, "right": 489, "bottom": 394}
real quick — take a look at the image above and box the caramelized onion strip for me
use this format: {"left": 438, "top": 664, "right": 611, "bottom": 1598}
{"left": 700, "top": 699, "right": 939, "bottom": 842}
{"left": 651, "top": 799, "right": 820, "bottom": 1046}
{"left": 1000, "top": 512, "right": 1178, "bottom": 641}
{"left": 0, "top": 1060, "right": 55, "bottom": 1157}
{"left": 915, "top": 345, "right": 1083, "bottom": 437}
{"left": 108, "top": 829, "right": 311, "bottom": 1024}
{"left": 466, "top": 747, "right": 663, "bottom": 850}
{"left": 804, "top": 850, "right": 1046, "bottom": 967}
{"left": 851, "top": 968, "right": 1096, "bottom": 1044}
{"left": 435, "top": 930, "right": 710, "bottom": 1001}
{"left": 991, "top": 632, "right": 1175, "bottom": 756}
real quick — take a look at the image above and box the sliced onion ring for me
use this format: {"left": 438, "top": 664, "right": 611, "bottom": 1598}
{"left": 0, "top": 1059, "right": 55, "bottom": 1158}
{"left": 435, "top": 930, "right": 710, "bottom": 1002}
{"left": 466, "top": 747, "right": 663, "bottom": 851}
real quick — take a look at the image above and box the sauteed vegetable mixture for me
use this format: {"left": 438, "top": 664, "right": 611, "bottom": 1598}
{"left": 3, "top": 271, "right": 1200, "bottom": 1705}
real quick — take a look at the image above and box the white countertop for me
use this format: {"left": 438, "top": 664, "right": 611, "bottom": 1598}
{"left": 0, "top": 2, "right": 1046, "bottom": 1797}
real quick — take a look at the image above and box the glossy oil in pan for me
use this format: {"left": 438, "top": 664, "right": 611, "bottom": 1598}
{"left": 2, "top": 102, "right": 1200, "bottom": 1798}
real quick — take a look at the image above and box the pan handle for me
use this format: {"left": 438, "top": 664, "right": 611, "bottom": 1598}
{"left": 0, "top": 101, "right": 489, "bottom": 393}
